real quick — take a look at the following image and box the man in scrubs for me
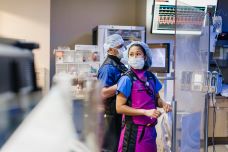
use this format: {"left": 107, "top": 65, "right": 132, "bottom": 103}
{"left": 98, "top": 34, "right": 128, "bottom": 152}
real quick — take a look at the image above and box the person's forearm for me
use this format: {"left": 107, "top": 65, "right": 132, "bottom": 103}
{"left": 101, "top": 84, "right": 117, "bottom": 100}
{"left": 116, "top": 104, "right": 145, "bottom": 116}
{"left": 156, "top": 93, "right": 164, "bottom": 108}
{"left": 157, "top": 97, "right": 172, "bottom": 112}
{"left": 157, "top": 97, "right": 164, "bottom": 108}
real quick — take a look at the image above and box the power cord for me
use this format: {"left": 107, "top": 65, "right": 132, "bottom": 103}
{"left": 211, "top": 93, "right": 217, "bottom": 152}
{"left": 213, "top": 59, "right": 222, "bottom": 75}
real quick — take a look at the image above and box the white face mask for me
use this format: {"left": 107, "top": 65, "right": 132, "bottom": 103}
{"left": 128, "top": 57, "right": 145, "bottom": 69}
{"left": 117, "top": 47, "right": 126, "bottom": 59}
{"left": 120, "top": 50, "right": 128, "bottom": 64}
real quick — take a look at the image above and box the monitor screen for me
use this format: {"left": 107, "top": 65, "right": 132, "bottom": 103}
{"left": 148, "top": 43, "right": 170, "bottom": 73}
{"left": 151, "top": 0, "right": 211, "bottom": 35}
{"left": 216, "top": 0, "right": 228, "bottom": 33}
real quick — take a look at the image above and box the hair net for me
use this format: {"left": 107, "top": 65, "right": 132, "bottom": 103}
{"left": 103, "top": 34, "right": 124, "bottom": 52}
{"left": 126, "top": 41, "right": 153, "bottom": 69}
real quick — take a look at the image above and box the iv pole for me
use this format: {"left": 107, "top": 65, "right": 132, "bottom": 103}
{"left": 204, "top": 8, "right": 215, "bottom": 152}
{"left": 171, "top": 0, "right": 178, "bottom": 152}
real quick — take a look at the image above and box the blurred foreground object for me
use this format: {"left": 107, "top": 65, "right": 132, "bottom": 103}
{"left": 0, "top": 37, "right": 42, "bottom": 148}
{"left": 83, "top": 80, "right": 103, "bottom": 152}
{"left": 0, "top": 73, "right": 90, "bottom": 152}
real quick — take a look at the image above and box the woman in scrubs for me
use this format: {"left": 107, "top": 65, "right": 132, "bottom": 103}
{"left": 116, "top": 41, "right": 171, "bottom": 152}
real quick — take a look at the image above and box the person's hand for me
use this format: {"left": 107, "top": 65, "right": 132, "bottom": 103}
{"left": 144, "top": 109, "right": 161, "bottom": 119}
{"left": 162, "top": 102, "right": 172, "bottom": 113}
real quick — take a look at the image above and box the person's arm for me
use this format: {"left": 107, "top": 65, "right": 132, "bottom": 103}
{"left": 98, "top": 65, "right": 118, "bottom": 100}
{"left": 116, "top": 93, "right": 161, "bottom": 118}
{"left": 101, "top": 84, "right": 117, "bottom": 100}
{"left": 153, "top": 76, "right": 171, "bottom": 112}
{"left": 156, "top": 93, "right": 172, "bottom": 113}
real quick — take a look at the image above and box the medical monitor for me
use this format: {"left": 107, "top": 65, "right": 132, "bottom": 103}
{"left": 148, "top": 43, "right": 170, "bottom": 73}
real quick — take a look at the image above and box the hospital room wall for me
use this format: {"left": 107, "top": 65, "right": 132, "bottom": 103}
{"left": 0, "top": 0, "right": 51, "bottom": 93}
{"left": 50, "top": 0, "right": 139, "bottom": 83}
{"left": 50, "top": 0, "right": 174, "bottom": 85}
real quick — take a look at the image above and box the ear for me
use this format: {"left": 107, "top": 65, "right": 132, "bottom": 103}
{"left": 109, "top": 48, "right": 114, "bottom": 52}
{"left": 110, "top": 48, "right": 118, "bottom": 54}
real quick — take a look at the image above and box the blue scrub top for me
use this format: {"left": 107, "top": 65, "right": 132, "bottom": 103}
{"left": 97, "top": 64, "right": 122, "bottom": 87}
{"left": 117, "top": 75, "right": 162, "bottom": 98}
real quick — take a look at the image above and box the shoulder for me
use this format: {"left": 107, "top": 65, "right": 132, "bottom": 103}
{"left": 146, "top": 71, "right": 155, "bottom": 78}
{"left": 117, "top": 75, "right": 132, "bottom": 98}
{"left": 98, "top": 64, "right": 117, "bottom": 74}
{"left": 146, "top": 71, "right": 162, "bottom": 93}
{"left": 146, "top": 71, "right": 161, "bottom": 82}
{"left": 118, "top": 75, "right": 132, "bottom": 85}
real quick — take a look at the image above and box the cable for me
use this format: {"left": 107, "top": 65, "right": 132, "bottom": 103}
{"left": 213, "top": 58, "right": 222, "bottom": 75}
{"left": 211, "top": 93, "right": 217, "bottom": 152}
{"left": 210, "top": 74, "right": 217, "bottom": 152}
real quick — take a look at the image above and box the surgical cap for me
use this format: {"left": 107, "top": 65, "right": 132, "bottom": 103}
{"left": 103, "top": 34, "right": 124, "bottom": 52}
{"left": 126, "top": 41, "right": 153, "bottom": 69}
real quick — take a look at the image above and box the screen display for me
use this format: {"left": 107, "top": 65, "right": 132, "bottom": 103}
{"left": 151, "top": 0, "right": 208, "bottom": 34}
{"left": 151, "top": 48, "right": 166, "bottom": 68}
{"left": 216, "top": 0, "right": 228, "bottom": 32}
{"left": 148, "top": 43, "right": 170, "bottom": 73}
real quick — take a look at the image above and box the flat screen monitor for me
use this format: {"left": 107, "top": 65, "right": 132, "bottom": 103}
{"left": 216, "top": 0, "right": 228, "bottom": 33}
{"left": 151, "top": 0, "right": 209, "bottom": 35}
{"left": 148, "top": 43, "right": 170, "bottom": 73}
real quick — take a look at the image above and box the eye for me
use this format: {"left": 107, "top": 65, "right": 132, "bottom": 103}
{"left": 136, "top": 53, "right": 142, "bottom": 56}
{"left": 129, "top": 53, "right": 134, "bottom": 57}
